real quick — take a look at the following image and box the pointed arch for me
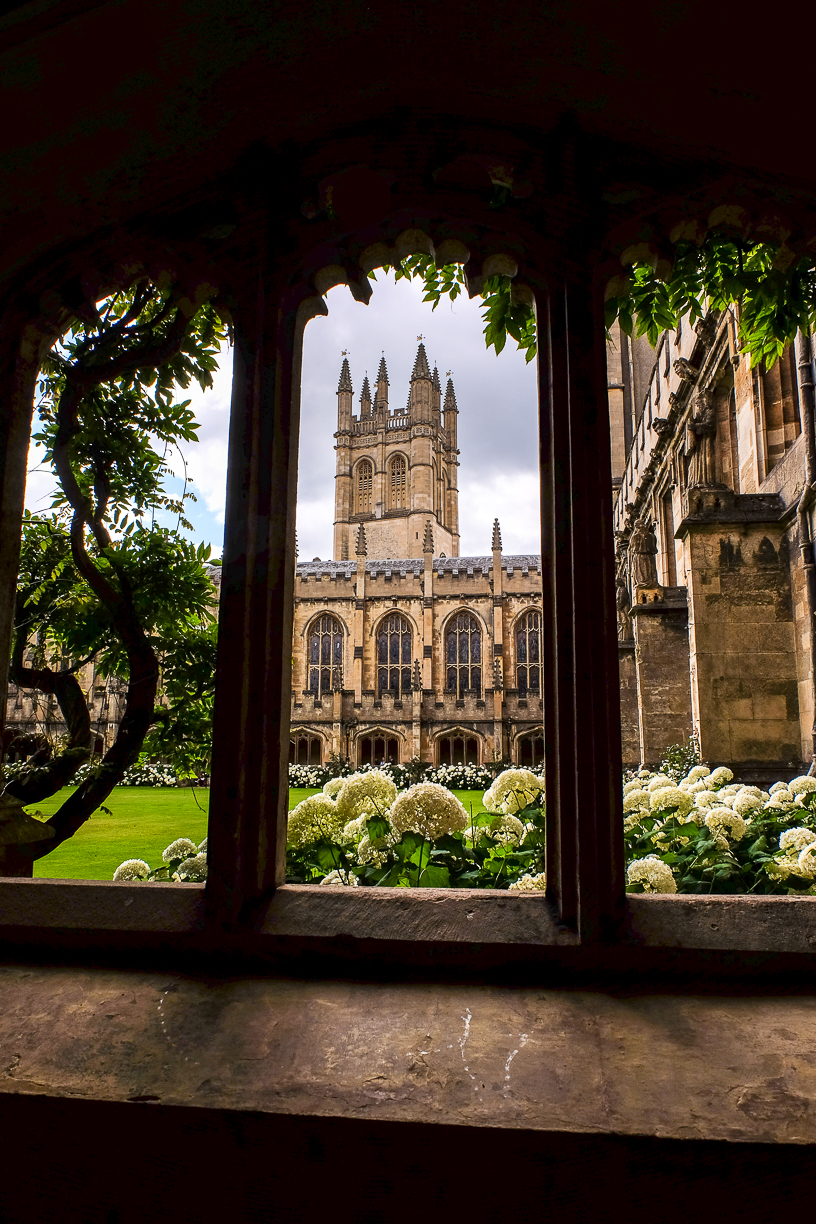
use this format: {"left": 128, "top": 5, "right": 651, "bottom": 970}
{"left": 443, "top": 608, "right": 484, "bottom": 697}
{"left": 513, "top": 607, "right": 542, "bottom": 697}
{"left": 374, "top": 610, "right": 413, "bottom": 697}
{"left": 388, "top": 453, "right": 407, "bottom": 509}
{"left": 306, "top": 612, "right": 346, "bottom": 697}
{"left": 354, "top": 458, "right": 374, "bottom": 514}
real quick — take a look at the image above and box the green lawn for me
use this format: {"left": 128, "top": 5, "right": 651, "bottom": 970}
{"left": 28, "top": 786, "right": 487, "bottom": 880}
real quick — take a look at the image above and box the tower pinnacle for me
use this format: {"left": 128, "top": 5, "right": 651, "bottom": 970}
{"left": 355, "top": 522, "right": 368, "bottom": 556}
{"left": 492, "top": 518, "right": 502, "bottom": 551}
{"left": 443, "top": 377, "right": 458, "bottom": 412}
{"left": 423, "top": 520, "right": 434, "bottom": 554}
{"left": 411, "top": 342, "right": 432, "bottom": 381}
{"left": 360, "top": 374, "right": 371, "bottom": 417}
{"left": 337, "top": 357, "right": 353, "bottom": 393}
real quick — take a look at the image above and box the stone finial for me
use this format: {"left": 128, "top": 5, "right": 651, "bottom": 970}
{"left": 443, "top": 378, "right": 458, "bottom": 412}
{"left": 360, "top": 374, "right": 371, "bottom": 406}
{"left": 337, "top": 357, "right": 353, "bottom": 393}
{"left": 423, "top": 520, "right": 434, "bottom": 554}
{"left": 492, "top": 518, "right": 502, "bottom": 551}
{"left": 493, "top": 657, "right": 503, "bottom": 691}
{"left": 412, "top": 659, "right": 422, "bottom": 691}
{"left": 432, "top": 365, "right": 441, "bottom": 390}
{"left": 411, "top": 342, "right": 432, "bottom": 381}
{"left": 355, "top": 523, "right": 368, "bottom": 556}
{"left": 376, "top": 355, "right": 389, "bottom": 386}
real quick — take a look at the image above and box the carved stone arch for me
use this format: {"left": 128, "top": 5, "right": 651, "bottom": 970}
{"left": 388, "top": 451, "right": 408, "bottom": 510}
{"left": 371, "top": 610, "right": 414, "bottom": 698}
{"left": 441, "top": 607, "right": 485, "bottom": 698}
{"left": 514, "top": 726, "right": 545, "bottom": 769}
{"left": 353, "top": 456, "right": 375, "bottom": 515}
{"left": 305, "top": 611, "right": 347, "bottom": 697}
{"left": 353, "top": 724, "right": 405, "bottom": 767}
{"left": 511, "top": 606, "right": 543, "bottom": 698}
{"left": 289, "top": 727, "right": 329, "bottom": 767}
{"left": 433, "top": 725, "right": 484, "bottom": 767}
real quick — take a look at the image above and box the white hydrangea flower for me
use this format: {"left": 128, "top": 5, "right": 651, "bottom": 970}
{"left": 707, "top": 766, "right": 734, "bottom": 787}
{"left": 389, "top": 783, "right": 468, "bottom": 841}
{"left": 113, "top": 858, "right": 150, "bottom": 882}
{"left": 323, "top": 776, "right": 346, "bottom": 799}
{"left": 508, "top": 871, "right": 547, "bottom": 891}
{"left": 623, "top": 789, "right": 650, "bottom": 813}
{"left": 319, "top": 868, "right": 360, "bottom": 886}
{"left": 732, "top": 790, "right": 763, "bottom": 817}
{"left": 779, "top": 827, "right": 816, "bottom": 854}
{"left": 336, "top": 770, "right": 398, "bottom": 821}
{"left": 789, "top": 776, "right": 816, "bottom": 796}
{"left": 694, "top": 790, "right": 720, "bottom": 811}
{"left": 767, "top": 789, "right": 794, "bottom": 809}
{"left": 623, "top": 779, "right": 644, "bottom": 795}
{"left": 483, "top": 768, "right": 544, "bottom": 815}
{"left": 342, "top": 813, "right": 396, "bottom": 866}
{"left": 177, "top": 852, "right": 208, "bottom": 881}
{"left": 797, "top": 844, "right": 816, "bottom": 878}
{"left": 162, "top": 837, "right": 198, "bottom": 863}
{"left": 288, "top": 794, "right": 348, "bottom": 848}
{"left": 198, "top": 837, "right": 207, "bottom": 852}
{"left": 465, "top": 813, "right": 525, "bottom": 847}
{"left": 682, "top": 766, "right": 710, "bottom": 784}
{"left": 649, "top": 786, "right": 694, "bottom": 817}
{"left": 705, "top": 807, "right": 748, "bottom": 844}
{"left": 626, "top": 855, "right": 677, "bottom": 894}
{"left": 646, "top": 774, "right": 673, "bottom": 792}
{"left": 684, "top": 780, "right": 707, "bottom": 794}
{"left": 769, "top": 781, "right": 790, "bottom": 795}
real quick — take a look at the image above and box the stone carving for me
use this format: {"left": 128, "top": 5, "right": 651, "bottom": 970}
{"left": 629, "top": 518, "right": 659, "bottom": 589}
{"left": 616, "top": 575, "right": 633, "bottom": 640}
{"left": 686, "top": 390, "right": 716, "bottom": 487}
{"left": 412, "top": 659, "right": 422, "bottom": 690}
{"left": 674, "top": 357, "right": 699, "bottom": 382}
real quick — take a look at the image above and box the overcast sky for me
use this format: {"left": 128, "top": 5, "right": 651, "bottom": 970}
{"left": 24, "top": 271, "right": 541, "bottom": 560}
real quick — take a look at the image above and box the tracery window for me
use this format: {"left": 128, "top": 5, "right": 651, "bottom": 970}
{"left": 445, "top": 611, "right": 482, "bottom": 697}
{"left": 289, "top": 732, "right": 323, "bottom": 766}
{"left": 517, "top": 731, "right": 544, "bottom": 768}
{"left": 437, "top": 732, "right": 480, "bottom": 765}
{"left": 376, "top": 613, "right": 412, "bottom": 696}
{"left": 358, "top": 732, "right": 400, "bottom": 765}
{"left": 307, "top": 614, "right": 344, "bottom": 696}
{"left": 515, "top": 609, "right": 542, "bottom": 698}
{"left": 389, "top": 455, "right": 406, "bottom": 509}
{"left": 355, "top": 459, "right": 373, "bottom": 514}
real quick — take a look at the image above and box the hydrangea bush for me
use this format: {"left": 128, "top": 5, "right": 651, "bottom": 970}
{"left": 113, "top": 836, "right": 208, "bottom": 882}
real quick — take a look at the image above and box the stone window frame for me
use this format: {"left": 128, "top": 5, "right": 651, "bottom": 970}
{"left": 373, "top": 610, "right": 413, "bottom": 697}
{"left": 388, "top": 453, "right": 408, "bottom": 510}
{"left": 434, "top": 727, "right": 483, "bottom": 767}
{"left": 355, "top": 727, "right": 404, "bottom": 766}
{"left": 442, "top": 607, "right": 486, "bottom": 698}
{"left": 1, "top": 135, "right": 816, "bottom": 969}
{"left": 512, "top": 608, "right": 543, "bottom": 698}
{"left": 354, "top": 457, "right": 374, "bottom": 515}
{"left": 289, "top": 731, "right": 326, "bottom": 766}
{"left": 304, "top": 611, "right": 347, "bottom": 697}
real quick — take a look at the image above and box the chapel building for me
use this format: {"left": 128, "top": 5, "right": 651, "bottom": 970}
{"left": 289, "top": 343, "right": 545, "bottom": 769}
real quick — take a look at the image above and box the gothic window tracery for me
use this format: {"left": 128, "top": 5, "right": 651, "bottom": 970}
{"left": 358, "top": 732, "right": 400, "bottom": 765}
{"left": 445, "top": 611, "right": 482, "bottom": 697}
{"left": 389, "top": 455, "right": 407, "bottom": 509}
{"left": 376, "top": 613, "right": 412, "bottom": 696}
{"left": 437, "top": 732, "right": 480, "bottom": 765}
{"left": 515, "top": 609, "right": 542, "bottom": 698}
{"left": 355, "top": 459, "right": 373, "bottom": 514}
{"left": 289, "top": 732, "right": 323, "bottom": 766}
{"left": 307, "top": 613, "right": 344, "bottom": 696}
{"left": 517, "top": 731, "right": 544, "bottom": 768}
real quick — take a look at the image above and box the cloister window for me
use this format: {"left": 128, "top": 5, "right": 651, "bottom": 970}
{"left": 445, "top": 611, "right": 482, "bottom": 697}
{"left": 355, "top": 459, "right": 373, "bottom": 513}
{"left": 376, "top": 613, "right": 412, "bottom": 696}
{"left": 517, "top": 731, "right": 544, "bottom": 768}
{"left": 358, "top": 732, "right": 400, "bottom": 765}
{"left": 437, "top": 732, "right": 480, "bottom": 765}
{"left": 515, "top": 609, "right": 542, "bottom": 698}
{"left": 389, "top": 455, "right": 407, "bottom": 509}
{"left": 307, "top": 614, "right": 344, "bottom": 696}
{"left": 289, "top": 732, "right": 323, "bottom": 766}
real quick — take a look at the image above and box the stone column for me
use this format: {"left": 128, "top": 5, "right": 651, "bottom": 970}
{"left": 631, "top": 588, "right": 693, "bottom": 767}
{"left": 677, "top": 488, "right": 801, "bottom": 774}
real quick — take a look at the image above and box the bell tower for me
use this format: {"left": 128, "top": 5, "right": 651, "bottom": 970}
{"left": 333, "top": 342, "right": 460, "bottom": 561}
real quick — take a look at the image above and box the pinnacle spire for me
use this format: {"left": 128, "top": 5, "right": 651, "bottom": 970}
{"left": 432, "top": 365, "right": 441, "bottom": 390}
{"left": 411, "top": 342, "right": 432, "bottom": 381}
{"left": 360, "top": 374, "right": 371, "bottom": 403}
{"left": 355, "top": 522, "right": 368, "bottom": 556}
{"left": 423, "top": 520, "right": 434, "bottom": 554}
{"left": 492, "top": 518, "right": 502, "bottom": 551}
{"left": 337, "top": 357, "right": 352, "bottom": 393}
{"left": 376, "top": 355, "right": 389, "bottom": 386}
{"left": 443, "top": 377, "right": 458, "bottom": 412}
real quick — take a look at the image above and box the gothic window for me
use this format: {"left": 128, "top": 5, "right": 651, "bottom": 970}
{"left": 358, "top": 732, "right": 400, "bottom": 765}
{"left": 389, "top": 455, "right": 407, "bottom": 509}
{"left": 355, "top": 459, "right": 373, "bottom": 514}
{"left": 376, "top": 613, "right": 412, "bottom": 697}
{"left": 307, "top": 614, "right": 344, "bottom": 696}
{"left": 515, "top": 609, "right": 542, "bottom": 698}
{"left": 517, "top": 731, "right": 544, "bottom": 768}
{"left": 445, "top": 611, "right": 482, "bottom": 697}
{"left": 289, "top": 732, "right": 323, "bottom": 766}
{"left": 437, "top": 732, "right": 480, "bottom": 766}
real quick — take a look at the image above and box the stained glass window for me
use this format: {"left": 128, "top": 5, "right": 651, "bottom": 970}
{"left": 516, "top": 609, "right": 542, "bottom": 698}
{"left": 444, "top": 612, "right": 482, "bottom": 697}
{"left": 355, "top": 459, "right": 373, "bottom": 513}
{"left": 376, "top": 613, "right": 412, "bottom": 697}
{"left": 307, "top": 614, "right": 344, "bottom": 696}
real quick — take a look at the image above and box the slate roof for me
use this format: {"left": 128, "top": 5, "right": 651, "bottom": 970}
{"left": 294, "top": 554, "right": 542, "bottom": 578}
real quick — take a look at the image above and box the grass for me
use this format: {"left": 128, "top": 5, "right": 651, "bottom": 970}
{"left": 28, "top": 786, "right": 487, "bottom": 881}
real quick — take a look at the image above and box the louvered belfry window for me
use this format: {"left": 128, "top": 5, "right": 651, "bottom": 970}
{"left": 356, "top": 459, "right": 373, "bottom": 513}
{"left": 445, "top": 612, "right": 482, "bottom": 697}
{"left": 389, "top": 455, "right": 406, "bottom": 508}
{"left": 307, "top": 614, "right": 344, "bottom": 696}
{"left": 516, "top": 609, "right": 542, "bottom": 698}
{"left": 376, "top": 613, "right": 412, "bottom": 696}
